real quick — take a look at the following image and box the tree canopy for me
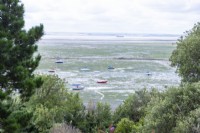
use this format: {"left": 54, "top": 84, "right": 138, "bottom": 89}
{"left": 170, "top": 22, "right": 200, "bottom": 82}
{"left": 142, "top": 82, "right": 200, "bottom": 133}
{"left": 0, "top": 0, "right": 44, "bottom": 100}
{"left": 0, "top": 0, "right": 44, "bottom": 132}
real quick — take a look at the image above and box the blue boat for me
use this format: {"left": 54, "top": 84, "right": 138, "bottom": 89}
{"left": 108, "top": 66, "right": 114, "bottom": 69}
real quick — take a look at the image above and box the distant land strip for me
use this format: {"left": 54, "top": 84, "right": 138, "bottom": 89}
{"left": 42, "top": 38, "right": 177, "bottom": 41}
{"left": 47, "top": 57, "right": 169, "bottom": 61}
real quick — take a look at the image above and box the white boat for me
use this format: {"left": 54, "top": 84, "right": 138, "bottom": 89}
{"left": 71, "top": 84, "right": 84, "bottom": 90}
{"left": 80, "top": 67, "right": 90, "bottom": 71}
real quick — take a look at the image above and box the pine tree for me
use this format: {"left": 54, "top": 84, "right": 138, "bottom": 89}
{"left": 0, "top": 0, "right": 44, "bottom": 132}
{"left": 0, "top": 0, "right": 44, "bottom": 100}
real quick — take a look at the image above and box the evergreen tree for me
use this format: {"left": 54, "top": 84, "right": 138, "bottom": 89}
{"left": 0, "top": 0, "right": 44, "bottom": 132}
{"left": 0, "top": 0, "right": 44, "bottom": 100}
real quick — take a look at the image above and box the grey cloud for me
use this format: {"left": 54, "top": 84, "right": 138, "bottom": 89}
{"left": 143, "top": 0, "right": 200, "bottom": 14}
{"left": 21, "top": 0, "right": 200, "bottom": 34}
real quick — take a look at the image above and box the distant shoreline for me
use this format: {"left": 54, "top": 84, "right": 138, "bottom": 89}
{"left": 46, "top": 57, "right": 169, "bottom": 61}
{"left": 40, "top": 32, "right": 179, "bottom": 43}
{"left": 41, "top": 38, "right": 177, "bottom": 42}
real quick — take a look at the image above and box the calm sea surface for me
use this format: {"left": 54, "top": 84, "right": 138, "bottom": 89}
{"left": 36, "top": 32, "right": 181, "bottom": 109}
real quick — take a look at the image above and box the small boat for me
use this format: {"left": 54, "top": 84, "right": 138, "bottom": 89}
{"left": 48, "top": 69, "right": 56, "bottom": 73}
{"left": 146, "top": 72, "right": 152, "bottom": 76}
{"left": 108, "top": 66, "right": 114, "bottom": 69}
{"left": 71, "top": 84, "right": 84, "bottom": 90}
{"left": 80, "top": 67, "right": 90, "bottom": 71}
{"left": 55, "top": 60, "right": 63, "bottom": 64}
{"left": 97, "top": 80, "right": 107, "bottom": 83}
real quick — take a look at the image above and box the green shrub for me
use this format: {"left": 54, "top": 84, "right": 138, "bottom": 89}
{"left": 77, "top": 102, "right": 112, "bottom": 133}
{"left": 115, "top": 118, "right": 135, "bottom": 133}
{"left": 27, "top": 75, "right": 84, "bottom": 132}
{"left": 174, "top": 107, "right": 200, "bottom": 133}
{"left": 113, "top": 88, "right": 161, "bottom": 124}
{"left": 142, "top": 82, "right": 200, "bottom": 133}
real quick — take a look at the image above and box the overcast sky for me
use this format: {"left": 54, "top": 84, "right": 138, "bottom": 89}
{"left": 21, "top": 0, "right": 200, "bottom": 34}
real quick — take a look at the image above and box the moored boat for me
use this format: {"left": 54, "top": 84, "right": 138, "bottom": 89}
{"left": 55, "top": 60, "right": 63, "bottom": 64}
{"left": 108, "top": 66, "right": 114, "bottom": 69}
{"left": 97, "top": 80, "right": 107, "bottom": 83}
{"left": 48, "top": 69, "right": 56, "bottom": 73}
{"left": 71, "top": 84, "right": 84, "bottom": 90}
{"left": 80, "top": 67, "right": 90, "bottom": 71}
{"left": 146, "top": 72, "right": 152, "bottom": 76}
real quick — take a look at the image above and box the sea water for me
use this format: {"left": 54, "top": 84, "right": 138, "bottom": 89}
{"left": 36, "top": 32, "right": 180, "bottom": 109}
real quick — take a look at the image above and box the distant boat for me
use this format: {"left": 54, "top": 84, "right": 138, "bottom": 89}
{"left": 55, "top": 59, "right": 63, "bottom": 64}
{"left": 97, "top": 80, "right": 107, "bottom": 83}
{"left": 71, "top": 84, "right": 84, "bottom": 90}
{"left": 80, "top": 67, "right": 90, "bottom": 71}
{"left": 48, "top": 69, "right": 55, "bottom": 73}
{"left": 146, "top": 72, "right": 152, "bottom": 76}
{"left": 108, "top": 66, "right": 114, "bottom": 69}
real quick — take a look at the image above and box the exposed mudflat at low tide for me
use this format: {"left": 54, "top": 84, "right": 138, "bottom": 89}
{"left": 36, "top": 32, "right": 180, "bottom": 109}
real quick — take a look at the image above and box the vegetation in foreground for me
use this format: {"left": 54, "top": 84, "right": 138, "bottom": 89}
{"left": 2, "top": 75, "right": 200, "bottom": 133}
{"left": 0, "top": 0, "right": 200, "bottom": 133}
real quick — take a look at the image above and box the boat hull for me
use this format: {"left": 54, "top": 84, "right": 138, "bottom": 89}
{"left": 71, "top": 84, "right": 84, "bottom": 90}
{"left": 72, "top": 87, "right": 84, "bottom": 90}
{"left": 55, "top": 61, "right": 63, "bottom": 64}
{"left": 97, "top": 80, "right": 107, "bottom": 83}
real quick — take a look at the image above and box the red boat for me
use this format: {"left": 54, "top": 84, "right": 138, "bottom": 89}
{"left": 97, "top": 80, "right": 107, "bottom": 83}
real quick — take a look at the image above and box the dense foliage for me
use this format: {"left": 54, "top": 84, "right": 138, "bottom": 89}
{"left": 0, "top": 0, "right": 44, "bottom": 99}
{"left": 114, "top": 118, "right": 136, "bottom": 133}
{"left": 27, "top": 75, "right": 84, "bottom": 133}
{"left": 170, "top": 22, "right": 200, "bottom": 82}
{"left": 112, "top": 83, "right": 200, "bottom": 133}
{"left": 142, "top": 82, "right": 200, "bottom": 133}
{"left": 3, "top": 75, "right": 84, "bottom": 133}
{"left": 0, "top": 0, "right": 43, "bottom": 132}
{"left": 174, "top": 108, "right": 200, "bottom": 133}
{"left": 9, "top": 75, "right": 112, "bottom": 133}
{"left": 113, "top": 88, "right": 160, "bottom": 123}
{"left": 64, "top": 100, "right": 112, "bottom": 133}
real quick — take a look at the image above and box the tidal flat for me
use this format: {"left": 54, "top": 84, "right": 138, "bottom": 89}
{"left": 36, "top": 32, "right": 180, "bottom": 109}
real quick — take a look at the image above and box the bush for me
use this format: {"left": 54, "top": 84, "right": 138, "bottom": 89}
{"left": 27, "top": 75, "right": 84, "bottom": 132}
{"left": 115, "top": 118, "right": 135, "bottom": 133}
{"left": 174, "top": 107, "right": 200, "bottom": 133}
{"left": 113, "top": 88, "right": 160, "bottom": 124}
{"left": 142, "top": 82, "right": 200, "bottom": 133}
{"left": 76, "top": 101, "right": 112, "bottom": 133}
